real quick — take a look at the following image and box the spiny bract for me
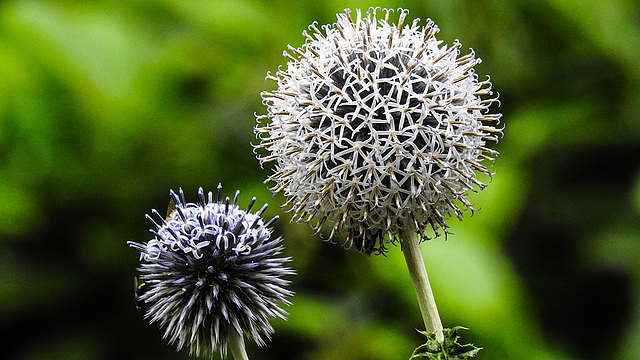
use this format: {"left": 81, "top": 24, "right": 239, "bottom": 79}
{"left": 255, "top": 8, "right": 502, "bottom": 254}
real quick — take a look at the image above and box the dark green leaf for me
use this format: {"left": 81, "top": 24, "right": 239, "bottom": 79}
{"left": 410, "top": 326, "right": 481, "bottom": 360}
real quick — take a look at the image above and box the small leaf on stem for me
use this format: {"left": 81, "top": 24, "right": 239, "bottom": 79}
{"left": 410, "top": 326, "right": 481, "bottom": 360}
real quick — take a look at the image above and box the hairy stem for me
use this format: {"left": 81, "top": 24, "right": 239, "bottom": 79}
{"left": 228, "top": 328, "right": 250, "bottom": 360}
{"left": 401, "top": 229, "right": 444, "bottom": 342}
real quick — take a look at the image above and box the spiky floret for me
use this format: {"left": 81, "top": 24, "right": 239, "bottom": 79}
{"left": 254, "top": 7, "right": 502, "bottom": 254}
{"left": 128, "top": 185, "right": 294, "bottom": 358}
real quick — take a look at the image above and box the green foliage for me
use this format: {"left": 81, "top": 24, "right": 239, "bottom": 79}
{"left": 410, "top": 327, "right": 481, "bottom": 360}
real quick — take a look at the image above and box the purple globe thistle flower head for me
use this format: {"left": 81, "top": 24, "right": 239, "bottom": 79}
{"left": 128, "top": 185, "right": 294, "bottom": 358}
{"left": 255, "top": 8, "right": 502, "bottom": 254}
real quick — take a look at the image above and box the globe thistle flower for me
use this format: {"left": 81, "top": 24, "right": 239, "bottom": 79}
{"left": 128, "top": 185, "right": 294, "bottom": 358}
{"left": 254, "top": 8, "right": 502, "bottom": 254}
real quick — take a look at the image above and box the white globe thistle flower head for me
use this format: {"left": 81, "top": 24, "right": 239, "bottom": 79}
{"left": 128, "top": 185, "right": 294, "bottom": 358}
{"left": 255, "top": 8, "right": 502, "bottom": 254}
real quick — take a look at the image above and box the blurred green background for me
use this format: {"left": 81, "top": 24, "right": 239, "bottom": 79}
{"left": 1, "top": 0, "right": 639, "bottom": 359}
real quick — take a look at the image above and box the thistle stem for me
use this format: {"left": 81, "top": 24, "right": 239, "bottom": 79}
{"left": 401, "top": 229, "right": 444, "bottom": 343}
{"left": 228, "top": 328, "right": 250, "bottom": 360}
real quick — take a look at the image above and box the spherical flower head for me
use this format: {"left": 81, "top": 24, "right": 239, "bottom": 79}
{"left": 254, "top": 8, "right": 502, "bottom": 254}
{"left": 128, "top": 185, "right": 294, "bottom": 358}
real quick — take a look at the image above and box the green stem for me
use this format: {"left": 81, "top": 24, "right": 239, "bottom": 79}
{"left": 228, "top": 328, "right": 249, "bottom": 360}
{"left": 401, "top": 229, "right": 444, "bottom": 343}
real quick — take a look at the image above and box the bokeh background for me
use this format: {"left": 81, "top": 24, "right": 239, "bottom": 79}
{"left": 1, "top": 0, "right": 639, "bottom": 359}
